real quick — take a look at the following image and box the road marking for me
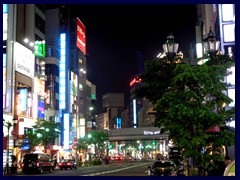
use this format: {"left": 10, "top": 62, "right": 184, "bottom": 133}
{"left": 80, "top": 163, "right": 148, "bottom": 176}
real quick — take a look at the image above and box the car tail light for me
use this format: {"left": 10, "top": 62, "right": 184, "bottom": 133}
{"left": 59, "top": 163, "right": 62, "bottom": 166}
{"left": 21, "top": 163, "right": 24, "bottom": 167}
{"left": 36, "top": 162, "right": 40, "bottom": 167}
{"left": 67, "top": 162, "right": 70, "bottom": 165}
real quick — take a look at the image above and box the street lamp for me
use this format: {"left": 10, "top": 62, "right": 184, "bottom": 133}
{"left": 162, "top": 34, "right": 179, "bottom": 62}
{"left": 203, "top": 28, "right": 220, "bottom": 61}
{"left": 3, "top": 119, "right": 17, "bottom": 174}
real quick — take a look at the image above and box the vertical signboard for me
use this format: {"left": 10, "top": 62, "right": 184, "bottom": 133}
{"left": 59, "top": 33, "right": 66, "bottom": 109}
{"left": 3, "top": 4, "right": 8, "bottom": 40}
{"left": 34, "top": 40, "right": 46, "bottom": 57}
{"left": 3, "top": 54, "right": 6, "bottom": 108}
{"left": 76, "top": 17, "right": 86, "bottom": 55}
{"left": 64, "top": 113, "right": 70, "bottom": 150}
{"left": 15, "top": 42, "right": 34, "bottom": 78}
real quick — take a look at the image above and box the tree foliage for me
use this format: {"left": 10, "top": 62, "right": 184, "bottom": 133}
{"left": 133, "top": 55, "right": 235, "bottom": 174}
{"left": 77, "top": 131, "right": 108, "bottom": 153}
{"left": 25, "top": 119, "right": 61, "bottom": 153}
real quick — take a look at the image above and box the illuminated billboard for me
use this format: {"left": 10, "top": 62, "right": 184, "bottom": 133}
{"left": 34, "top": 77, "right": 45, "bottom": 97}
{"left": 59, "top": 33, "right": 66, "bottom": 109}
{"left": 64, "top": 113, "right": 70, "bottom": 150}
{"left": 15, "top": 42, "right": 34, "bottom": 78}
{"left": 3, "top": 4, "right": 8, "bottom": 41}
{"left": 3, "top": 54, "right": 6, "bottom": 108}
{"left": 71, "top": 72, "right": 78, "bottom": 96}
{"left": 130, "top": 77, "right": 142, "bottom": 86}
{"left": 76, "top": 17, "right": 86, "bottom": 55}
{"left": 34, "top": 40, "right": 46, "bottom": 57}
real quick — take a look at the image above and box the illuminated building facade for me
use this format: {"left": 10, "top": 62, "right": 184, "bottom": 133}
{"left": 129, "top": 76, "right": 155, "bottom": 128}
{"left": 3, "top": 4, "right": 47, "bottom": 167}
{"left": 195, "top": 4, "right": 235, "bottom": 159}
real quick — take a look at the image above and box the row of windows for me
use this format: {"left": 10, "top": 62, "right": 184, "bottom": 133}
{"left": 35, "top": 13, "right": 45, "bottom": 34}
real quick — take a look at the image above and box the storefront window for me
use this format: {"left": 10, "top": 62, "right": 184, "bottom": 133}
{"left": 16, "top": 82, "right": 32, "bottom": 117}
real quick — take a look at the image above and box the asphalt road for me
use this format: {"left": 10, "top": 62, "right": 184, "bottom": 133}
{"left": 13, "top": 160, "right": 153, "bottom": 176}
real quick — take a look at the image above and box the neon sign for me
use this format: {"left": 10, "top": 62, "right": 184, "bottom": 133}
{"left": 130, "top": 77, "right": 142, "bottom": 86}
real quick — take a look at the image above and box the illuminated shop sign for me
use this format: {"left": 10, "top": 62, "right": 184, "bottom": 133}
{"left": 15, "top": 42, "right": 34, "bottom": 78}
{"left": 19, "top": 89, "right": 27, "bottom": 111}
{"left": 223, "top": 24, "right": 235, "bottom": 42}
{"left": 34, "top": 77, "right": 45, "bottom": 97}
{"left": 3, "top": 4, "right": 8, "bottom": 13}
{"left": 130, "top": 77, "right": 142, "bottom": 86}
{"left": 116, "top": 117, "right": 122, "bottom": 129}
{"left": 71, "top": 72, "right": 78, "bottom": 96}
{"left": 34, "top": 40, "right": 46, "bottom": 57}
{"left": 3, "top": 53, "right": 7, "bottom": 108}
{"left": 63, "top": 113, "right": 70, "bottom": 150}
{"left": 3, "top": 4, "right": 8, "bottom": 40}
{"left": 91, "top": 94, "right": 96, "bottom": 100}
{"left": 222, "top": 4, "right": 234, "bottom": 21}
{"left": 133, "top": 99, "right": 137, "bottom": 128}
{"left": 59, "top": 33, "right": 66, "bottom": 109}
{"left": 218, "top": 4, "right": 235, "bottom": 55}
{"left": 37, "top": 100, "right": 44, "bottom": 119}
{"left": 76, "top": 17, "right": 86, "bottom": 55}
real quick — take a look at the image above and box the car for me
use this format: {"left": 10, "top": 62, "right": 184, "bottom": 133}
{"left": 21, "top": 153, "right": 54, "bottom": 174}
{"left": 147, "top": 160, "right": 178, "bottom": 176}
{"left": 58, "top": 159, "right": 77, "bottom": 170}
{"left": 115, "top": 155, "right": 123, "bottom": 161}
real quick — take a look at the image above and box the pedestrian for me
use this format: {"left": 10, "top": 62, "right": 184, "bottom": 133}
{"left": 224, "top": 156, "right": 231, "bottom": 166}
{"left": 53, "top": 156, "right": 57, "bottom": 168}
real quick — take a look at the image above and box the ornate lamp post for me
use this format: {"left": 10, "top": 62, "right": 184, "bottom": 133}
{"left": 3, "top": 119, "right": 16, "bottom": 174}
{"left": 203, "top": 28, "right": 220, "bottom": 61}
{"left": 162, "top": 34, "right": 179, "bottom": 62}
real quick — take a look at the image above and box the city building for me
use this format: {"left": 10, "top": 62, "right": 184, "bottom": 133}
{"left": 95, "top": 93, "right": 124, "bottom": 130}
{"left": 129, "top": 75, "right": 155, "bottom": 128}
{"left": 3, "top": 4, "right": 47, "bottom": 168}
{"left": 195, "top": 4, "right": 235, "bottom": 159}
{"left": 3, "top": 4, "right": 96, "bottom": 167}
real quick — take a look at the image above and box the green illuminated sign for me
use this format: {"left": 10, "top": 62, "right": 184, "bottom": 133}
{"left": 34, "top": 41, "right": 46, "bottom": 57}
{"left": 91, "top": 94, "right": 96, "bottom": 100}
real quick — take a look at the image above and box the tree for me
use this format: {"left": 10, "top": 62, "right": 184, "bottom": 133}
{"left": 77, "top": 131, "right": 108, "bottom": 157}
{"left": 87, "top": 131, "right": 108, "bottom": 155}
{"left": 24, "top": 130, "right": 41, "bottom": 153}
{"left": 25, "top": 119, "right": 61, "bottom": 154}
{"left": 77, "top": 137, "right": 88, "bottom": 153}
{"left": 133, "top": 55, "right": 235, "bottom": 176}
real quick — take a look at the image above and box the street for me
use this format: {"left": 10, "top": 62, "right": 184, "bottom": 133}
{"left": 13, "top": 160, "right": 153, "bottom": 176}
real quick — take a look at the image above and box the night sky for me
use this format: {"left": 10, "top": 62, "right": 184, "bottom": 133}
{"left": 49, "top": 4, "right": 197, "bottom": 113}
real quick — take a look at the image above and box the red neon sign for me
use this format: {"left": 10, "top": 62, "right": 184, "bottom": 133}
{"left": 76, "top": 17, "right": 86, "bottom": 55}
{"left": 130, "top": 77, "right": 142, "bottom": 86}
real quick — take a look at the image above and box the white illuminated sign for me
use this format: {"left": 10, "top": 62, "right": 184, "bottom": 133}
{"left": 64, "top": 113, "right": 69, "bottom": 150}
{"left": 196, "top": 43, "right": 203, "bottom": 58}
{"left": 223, "top": 24, "right": 235, "bottom": 42}
{"left": 15, "top": 42, "right": 34, "bottom": 78}
{"left": 222, "top": 4, "right": 234, "bottom": 21}
{"left": 3, "top": 4, "right": 8, "bottom": 41}
{"left": 59, "top": 33, "right": 66, "bottom": 109}
{"left": 226, "top": 66, "right": 235, "bottom": 86}
{"left": 133, "top": 99, "right": 137, "bottom": 127}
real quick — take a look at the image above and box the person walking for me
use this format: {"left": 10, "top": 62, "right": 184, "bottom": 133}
{"left": 224, "top": 156, "right": 231, "bottom": 166}
{"left": 53, "top": 156, "right": 57, "bottom": 169}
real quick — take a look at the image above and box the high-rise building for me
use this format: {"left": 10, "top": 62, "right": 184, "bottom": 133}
{"left": 195, "top": 4, "right": 235, "bottom": 159}
{"left": 129, "top": 75, "right": 155, "bottom": 128}
{"left": 102, "top": 93, "right": 124, "bottom": 129}
{"left": 3, "top": 4, "right": 47, "bottom": 168}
